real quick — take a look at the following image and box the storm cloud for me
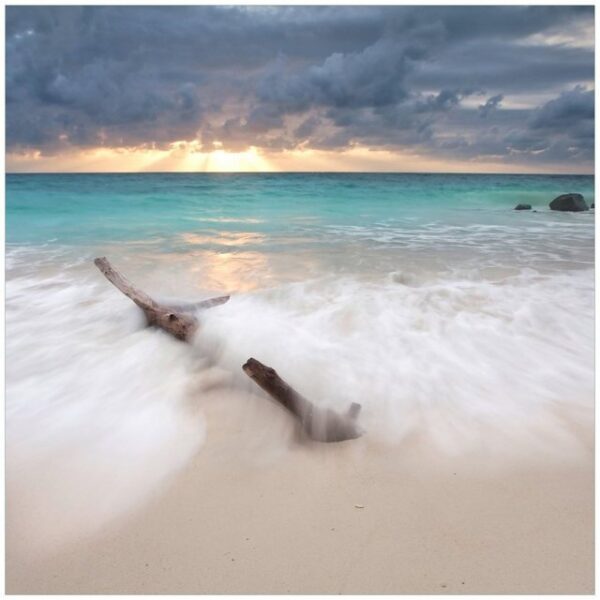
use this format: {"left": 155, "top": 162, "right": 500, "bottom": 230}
{"left": 6, "top": 5, "right": 595, "bottom": 169}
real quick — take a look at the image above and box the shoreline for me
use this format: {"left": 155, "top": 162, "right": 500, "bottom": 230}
{"left": 7, "top": 389, "right": 594, "bottom": 595}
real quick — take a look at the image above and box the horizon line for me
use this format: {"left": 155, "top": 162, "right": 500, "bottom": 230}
{"left": 6, "top": 170, "right": 595, "bottom": 177}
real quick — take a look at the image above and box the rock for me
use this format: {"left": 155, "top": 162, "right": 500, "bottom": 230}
{"left": 514, "top": 203, "right": 531, "bottom": 210}
{"left": 591, "top": 203, "right": 595, "bottom": 209}
{"left": 549, "top": 193, "right": 588, "bottom": 212}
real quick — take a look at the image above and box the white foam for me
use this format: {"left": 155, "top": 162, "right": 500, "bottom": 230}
{"left": 195, "top": 269, "right": 593, "bottom": 457}
{"left": 6, "top": 262, "right": 205, "bottom": 553}
{"left": 6, "top": 247, "right": 594, "bottom": 553}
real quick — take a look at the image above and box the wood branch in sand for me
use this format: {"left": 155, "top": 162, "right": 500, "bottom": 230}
{"left": 242, "top": 357, "right": 363, "bottom": 443}
{"left": 94, "top": 257, "right": 229, "bottom": 342}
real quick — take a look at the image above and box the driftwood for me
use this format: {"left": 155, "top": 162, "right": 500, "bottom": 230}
{"left": 242, "top": 357, "right": 363, "bottom": 442}
{"left": 94, "top": 258, "right": 362, "bottom": 444}
{"left": 94, "top": 257, "right": 229, "bottom": 341}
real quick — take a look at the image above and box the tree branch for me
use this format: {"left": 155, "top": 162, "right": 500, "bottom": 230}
{"left": 242, "top": 357, "right": 363, "bottom": 442}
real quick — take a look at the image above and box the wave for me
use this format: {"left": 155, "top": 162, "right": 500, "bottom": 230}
{"left": 6, "top": 249, "right": 594, "bottom": 552}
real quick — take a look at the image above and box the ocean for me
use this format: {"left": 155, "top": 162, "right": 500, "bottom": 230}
{"left": 6, "top": 172, "right": 595, "bottom": 548}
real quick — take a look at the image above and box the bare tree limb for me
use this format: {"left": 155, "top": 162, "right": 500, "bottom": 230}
{"left": 242, "top": 357, "right": 363, "bottom": 443}
{"left": 163, "top": 296, "right": 230, "bottom": 313}
{"left": 94, "top": 257, "right": 228, "bottom": 341}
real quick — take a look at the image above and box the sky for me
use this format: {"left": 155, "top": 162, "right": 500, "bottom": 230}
{"left": 5, "top": 5, "right": 595, "bottom": 173}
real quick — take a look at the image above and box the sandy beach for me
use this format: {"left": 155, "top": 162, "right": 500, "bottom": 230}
{"left": 7, "top": 384, "right": 594, "bottom": 595}
{"left": 5, "top": 4, "right": 596, "bottom": 595}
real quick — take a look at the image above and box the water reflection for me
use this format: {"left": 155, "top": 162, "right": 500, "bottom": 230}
{"left": 181, "top": 231, "right": 266, "bottom": 247}
{"left": 191, "top": 217, "right": 265, "bottom": 224}
{"left": 190, "top": 250, "right": 272, "bottom": 292}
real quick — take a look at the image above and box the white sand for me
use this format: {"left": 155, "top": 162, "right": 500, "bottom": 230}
{"left": 6, "top": 389, "right": 593, "bottom": 594}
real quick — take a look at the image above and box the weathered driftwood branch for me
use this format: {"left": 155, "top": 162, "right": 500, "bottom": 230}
{"left": 242, "top": 357, "right": 363, "bottom": 442}
{"left": 163, "top": 297, "right": 230, "bottom": 312}
{"left": 94, "top": 257, "right": 229, "bottom": 342}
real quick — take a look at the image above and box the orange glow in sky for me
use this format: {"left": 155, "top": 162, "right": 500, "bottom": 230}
{"left": 5, "top": 143, "right": 592, "bottom": 175}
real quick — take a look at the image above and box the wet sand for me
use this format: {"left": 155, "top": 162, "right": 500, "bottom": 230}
{"left": 6, "top": 389, "right": 594, "bottom": 594}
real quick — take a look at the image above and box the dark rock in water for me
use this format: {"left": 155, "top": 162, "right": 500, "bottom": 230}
{"left": 549, "top": 193, "right": 588, "bottom": 212}
{"left": 514, "top": 203, "right": 532, "bottom": 210}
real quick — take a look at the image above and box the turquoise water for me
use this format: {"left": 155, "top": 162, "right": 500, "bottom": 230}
{"left": 6, "top": 173, "right": 595, "bottom": 548}
{"left": 6, "top": 172, "right": 595, "bottom": 287}
{"left": 6, "top": 172, "right": 595, "bottom": 245}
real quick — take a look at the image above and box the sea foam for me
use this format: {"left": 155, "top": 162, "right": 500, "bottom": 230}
{"left": 6, "top": 247, "right": 593, "bottom": 553}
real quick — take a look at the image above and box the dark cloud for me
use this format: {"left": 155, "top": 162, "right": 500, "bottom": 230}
{"left": 293, "top": 115, "right": 322, "bottom": 142}
{"left": 530, "top": 86, "right": 594, "bottom": 130}
{"left": 415, "top": 87, "right": 594, "bottom": 165}
{"left": 525, "top": 86, "right": 594, "bottom": 161}
{"left": 5, "top": 5, "right": 595, "bottom": 169}
{"left": 409, "top": 40, "right": 593, "bottom": 94}
{"left": 479, "top": 95, "right": 504, "bottom": 118}
{"left": 418, "top": 89, "right": 483, "bottom": 113}
{"left": 257, "top": 38, "right": 419, "bottom": 112}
